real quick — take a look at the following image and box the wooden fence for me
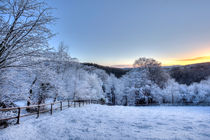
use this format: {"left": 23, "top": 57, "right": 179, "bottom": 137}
{"left": 0, "top": 99, "right": 100, "bottom": 124}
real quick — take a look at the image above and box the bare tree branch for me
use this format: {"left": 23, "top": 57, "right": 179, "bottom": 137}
{"left": 0, "top": 0, "right": 55, "bottom": 69}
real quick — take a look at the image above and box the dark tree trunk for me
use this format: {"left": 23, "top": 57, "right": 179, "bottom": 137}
{"left": 27, "top": 77, "right": 37, "bottom": 111}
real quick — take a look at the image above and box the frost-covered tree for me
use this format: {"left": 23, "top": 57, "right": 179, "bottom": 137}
{"left": 120, "top": 69, "right": 155, "bottom": 105}
{"left": 26, "top": 63, "right": 66, "bottom": 106}
{"left": 0, "top": 0, "right": 54, "bottom": 69}
{"left": 133, "top": 57, "right": 169, "bottom": 88}
{"left": 74, "top": 70, "right": 104, "bottom": 100}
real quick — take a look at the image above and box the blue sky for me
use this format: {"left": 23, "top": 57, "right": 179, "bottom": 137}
{"left": 47, "top": 0, "right": 210, "bottom": 67}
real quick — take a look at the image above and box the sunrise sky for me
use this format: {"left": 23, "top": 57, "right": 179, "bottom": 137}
{"left": 47, "top": 0, "right": 210, "bottom": 68}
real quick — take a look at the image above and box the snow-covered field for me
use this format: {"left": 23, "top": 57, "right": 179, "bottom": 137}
{"left": 0, "top": 105, "right": 210, "bottom": 140}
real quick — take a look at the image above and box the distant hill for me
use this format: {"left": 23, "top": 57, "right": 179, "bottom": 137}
{"left": 167, "top": 62, "right": 210, "bottom": 85}
{"left": 82, "top": 63, "right": 129, "bottom": 78}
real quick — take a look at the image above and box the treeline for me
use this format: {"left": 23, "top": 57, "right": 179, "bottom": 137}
{"left": 83, "top": 63, "right": 129, "bottom": 78}
{"left": 168, "top": 62, "right": 210, "bottom": 85}
{"left": 87, "top": 62, "right": 210, "bottom": 86}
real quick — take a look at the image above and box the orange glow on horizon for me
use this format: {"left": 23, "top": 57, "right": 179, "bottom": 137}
{"left": 161, "top": 55, "right": 210, "bottom": 66}
{"left": 109, "top": 48, "right": 210, "bottom": 68}
{"left": 111, "top": 55, "right": 210, "bottom": 68}
{"left": 161, "top": 47, "right": 210, "bottom": 66}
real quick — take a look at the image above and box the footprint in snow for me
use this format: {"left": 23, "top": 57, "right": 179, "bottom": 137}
{"left": 168, "top": 119, "right": 175, "bottom": 122}
{"left": 82, "top": 128, "right": 89, "bottom": 132}
{"left": 199, "top": 124, "right": 209, "bottom": 128}
{"left": 71, "top": 119, "right": 77, "bottom": 123}
{"left": 183, "top": 126, "right": 193, "bottom": 131}
{"left": 136, "top": 124, "right": 152, "bottom": 129}
{"left": 199, "top": 133, "right": 210, "bottom": 137}
{"left": 156, "top": 122, "right": 167, "bottom": 125}
{"left": 95, "top": 120, "right": 102, "bottom": 123}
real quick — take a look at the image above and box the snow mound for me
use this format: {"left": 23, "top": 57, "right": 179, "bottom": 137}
{"left": 0, "top": 105, "right": 210, "bottom": 140}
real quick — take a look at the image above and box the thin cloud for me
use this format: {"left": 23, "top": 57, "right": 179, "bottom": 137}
{"left": 110, "top": 64, "right": 133, "bottom": 68}
{"left": 177, "top": 56, "right": 210, "bottom": 62}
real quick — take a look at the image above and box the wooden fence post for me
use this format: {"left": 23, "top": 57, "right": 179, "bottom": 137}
{"left": 60, "top": 101, "right": 62, "bottom": 111}
{"left": 74, "top": 101, "right": 76, "bottom": 107}
{"left": 172, "top": 93, "right": 174, "bottom": 104}
{"left": 16, "top": 107, "right": 21, "bottom": 124}
{"left": 79, "top": 101, "right": 81, "bottom": 107}
{"left": 83, "top": 101, "right": 84, "bottom": 106}
{"left": 37, "top": 105, "right": 40, "bottom": 118}
{"left": 68, "top": 100, "right": 70, "bottom": 108}
{"left": 51, "top": 103, "right": 53, "bottom": 115}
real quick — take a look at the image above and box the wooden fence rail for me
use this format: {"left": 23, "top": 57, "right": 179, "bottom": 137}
{"left": 0, "top": 99, "right": 100, "bottom": 124}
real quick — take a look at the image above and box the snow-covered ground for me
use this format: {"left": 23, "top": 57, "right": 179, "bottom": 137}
{"left": 0, "top": 105, "right": 210, "bottom": 140}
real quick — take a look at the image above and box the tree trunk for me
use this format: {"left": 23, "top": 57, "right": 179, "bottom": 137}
{"left": 27, "top": 77, "right": 37, "bottom": 107}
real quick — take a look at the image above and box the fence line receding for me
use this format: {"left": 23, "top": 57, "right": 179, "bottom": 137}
{"left": 0, "top": 99, "right": 100, "bottom": 124}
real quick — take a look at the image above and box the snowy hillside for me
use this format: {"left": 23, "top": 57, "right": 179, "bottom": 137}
{"left": 1, "top": 105, "right": 210, "bottom": 140}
